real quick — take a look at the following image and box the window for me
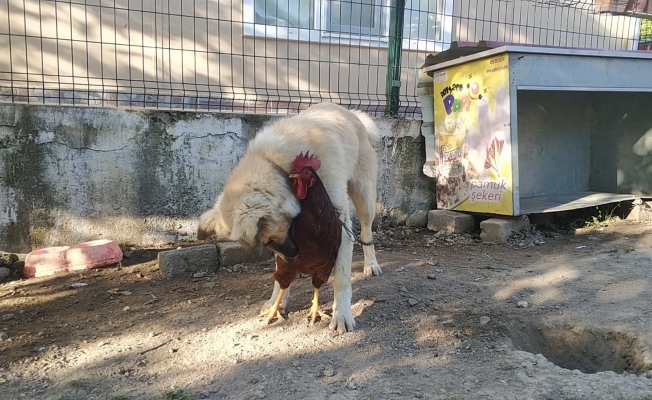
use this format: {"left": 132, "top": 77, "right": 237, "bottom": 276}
{"left": 243, "top": 0, "right": 453, "bottom": 52}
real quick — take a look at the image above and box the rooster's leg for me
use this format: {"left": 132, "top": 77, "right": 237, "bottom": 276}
{"left": 259, "top": 288, "right": 286, "bottom": 324}
{"left": 307, "top": 287, "right": 330, "bottom": 325}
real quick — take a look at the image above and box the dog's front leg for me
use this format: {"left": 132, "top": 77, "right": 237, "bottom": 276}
{"left": 329, "top": 224, "right": 355, "bottom": 333}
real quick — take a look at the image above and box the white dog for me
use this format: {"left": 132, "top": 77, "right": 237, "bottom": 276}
{"left": 198, "top": 103, "right": 382, "bottom": 332}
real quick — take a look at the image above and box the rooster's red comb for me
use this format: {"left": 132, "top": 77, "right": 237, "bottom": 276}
{"left": 291, "top": 150, "right": 321, "bottom": 172}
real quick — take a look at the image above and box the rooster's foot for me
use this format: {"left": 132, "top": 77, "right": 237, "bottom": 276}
{"left": 259, "top": 288, "right": 286, "bottom": 324}
{"left": 307, "top": 307, "right": 330, "bottom": 325}
{"left": 307, "top": 287, "right": 330, "bottom": 325}
{"left": 259, "top": 307, "right": 285, "bottom": 324}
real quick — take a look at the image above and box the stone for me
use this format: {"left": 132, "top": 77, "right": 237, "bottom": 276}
{"left": 0, "top": 252, "right": 19, "bottom": 267}
{"left": 480, "top": 217, "right": 531, "bottom": 244}
{"left": 406, "top": 210, "right": 429, "bottom": 228}
{"left": 517, "top": 301, "right": 528, "bottom": 308}
{"left": 0, "top": 332, "right": 7, "bottom": 341}
{"left": 441, "top": 319, "right": 455, "bottom": 327}
{"left": 626, "top": 200, "right": 652, "bottom": 222}
{"left": 408, "top": 298, "right": 419, "bottom": 306}
{"left": 2, "top": 314, "right": 15, "bottom": 321}
{"left": 158, "top": 244, "right": 220, "bottom": 278}
{"left": 427, "top": 210, "right": 475, "bottom": 234}
{"left": 479, "top": 316, "right": 491, "bottom": 325}
{"left": 217, "top": 242, "right": 273, "bottom": 267}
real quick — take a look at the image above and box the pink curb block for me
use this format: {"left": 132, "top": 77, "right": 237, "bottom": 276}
{"left": 24, "top": 240, "right": 123, "bottom": 278}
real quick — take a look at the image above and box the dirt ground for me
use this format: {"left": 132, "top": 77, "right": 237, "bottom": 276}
{"left": 2, "top": 219, "right": 652, "bottom": 400}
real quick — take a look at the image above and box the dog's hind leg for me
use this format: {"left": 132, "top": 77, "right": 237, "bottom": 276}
{"left": 348, "top": 175, "right": 382, "bottom": 276}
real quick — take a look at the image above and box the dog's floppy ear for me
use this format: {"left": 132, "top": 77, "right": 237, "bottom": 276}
{"left": 198, "top": 194, "right": 229, "bottom": 240}
{"left": 229, "top": 212, "right": 263, "bottom": 250}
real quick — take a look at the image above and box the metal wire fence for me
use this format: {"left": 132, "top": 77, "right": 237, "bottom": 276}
{"left": 0, "top": 0, "right": 646, "bottom": 118}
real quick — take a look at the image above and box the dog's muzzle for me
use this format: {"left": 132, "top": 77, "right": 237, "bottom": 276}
{"left": 266, "top": 238, "right": 299, "bottom": 262}
{"left": 265, "top": 218, "right": 299, "bottom": 262}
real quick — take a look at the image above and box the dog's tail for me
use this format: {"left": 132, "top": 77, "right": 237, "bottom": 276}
{"left": 351, "top": 109, "right": 381, "bottom": 145}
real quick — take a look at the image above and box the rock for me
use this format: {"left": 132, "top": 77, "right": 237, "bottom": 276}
{"left": 646, "top": 371, "right": 652, "bottom": 379}
{"left": 0, "top": 332, "right": 8, "bottom": 341}
{"left": 123, "top": 306, "right": 131, "bottom": 312}
{"left": 158, "top": 244, "right": 220, "bottom": 278}
{"left": 427, "top": 210, "right": 475, "bottom": 234}
{"left": 149, "top": 331, "right": 156, "bottom": 338}
{"left": 193, "top": 272, "right": 207, "bottom": 278}
{"left": 2, "top": 314, "right": 15, "bottom": 321}
{"left": 427, "top": 274, "right": 437, "bottom": 280}
{"left": 0, "top": 252, "right": 19, "bottom": 267}
{"left": 0, "top": 267, "right": 9, "bottom": 281}
{"left": 388, "top": 208, "right": 409, "bottom": 227}
{"left": 441, "top": 319, "right": 455, "bottom": 327}
{"left": 255, "top": 390, "right": 266, "bottom": 399}
{"left": 322, "top": 368, "right": 334, "bottom": 377}
{"left": 480, "top": 316, "right": 491, "bottom": 325}
{"left": 216, "top": 242, "right": 273, "bottom": 267}
{"left": 517, "top": 301, "right": 528, "bottom": 308}
{"left": 406, "top": 210, "right": 429, "bottom": 228}
{"left": 408, "top": 298, "right": 419, "bottom": 306}
{"left": 480, "top": 217, "right": 531, "bottom": 244}
{"left": 10, "top": 261, "right": 24, "bottom": 278}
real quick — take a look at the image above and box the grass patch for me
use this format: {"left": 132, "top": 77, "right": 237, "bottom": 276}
{"left": 161, "top": 388, "right": 194, "bottom": 400}
{"left": 582, "top": 205, "right": 619, "bottom": 230}
{"left": 67, "top": 379, "right": 86, "bottom": 389}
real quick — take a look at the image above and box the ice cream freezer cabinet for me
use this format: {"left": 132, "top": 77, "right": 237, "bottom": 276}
{"left": 420, "top": 45, "right": 652, "bottom": 216}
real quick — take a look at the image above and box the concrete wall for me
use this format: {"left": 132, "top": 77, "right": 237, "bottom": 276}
{"left": 0, "top": 104, "right": 434, "bottom": 253}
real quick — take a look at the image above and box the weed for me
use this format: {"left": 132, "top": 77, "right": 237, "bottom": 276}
{"left": 67, "top": 379, "right": 86, "bottom": 389}
{"left": 583, "top": 204, "right": 619, "bottom": 230}
{"left": 161, "top": 388, "right": 194, "bottom": 400}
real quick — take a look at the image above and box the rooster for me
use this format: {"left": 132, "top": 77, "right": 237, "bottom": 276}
{"left": 260, "top": 151, "right": 343, "bottom": 325}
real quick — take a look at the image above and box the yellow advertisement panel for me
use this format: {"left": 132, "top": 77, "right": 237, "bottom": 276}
{"left": 432, "top": 53, "right": 513, "bottom": 215}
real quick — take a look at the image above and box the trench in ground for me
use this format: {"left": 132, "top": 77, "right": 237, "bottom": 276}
{"left": 508, "top": 322, "right": 650, "bottom": 374}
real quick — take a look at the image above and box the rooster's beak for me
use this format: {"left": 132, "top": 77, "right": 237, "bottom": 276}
{"left": 288, "top": 173, "right": 298, "bottom": 179}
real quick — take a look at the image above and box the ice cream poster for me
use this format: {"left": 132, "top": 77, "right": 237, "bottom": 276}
{"left": 431, "top": 53, "right": 513, "bottom": 215}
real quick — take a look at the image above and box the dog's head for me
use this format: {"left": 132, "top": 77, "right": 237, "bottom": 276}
{"left": 228, "top": 192, "right": 300, "bottom": 261}
{"left": 197, "top": 159, "right": 301, "bottom": 262}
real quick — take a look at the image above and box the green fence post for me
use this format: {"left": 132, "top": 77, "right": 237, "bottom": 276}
{"left": 385, "top": 0, "right": 406, "bottom": 116}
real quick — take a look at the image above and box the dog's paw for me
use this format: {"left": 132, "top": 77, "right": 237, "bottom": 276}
{"left": 329, "top": 310, "right": 356, "bottom": 333}
{"left": 363, "top": 261, "right": 382, "bottom": 276}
